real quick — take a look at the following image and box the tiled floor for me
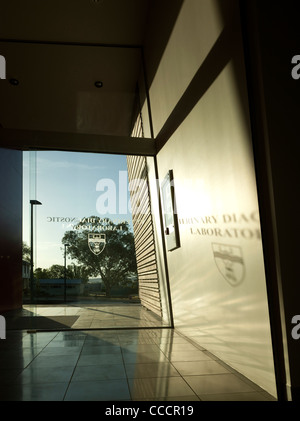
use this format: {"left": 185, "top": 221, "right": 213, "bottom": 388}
{"left": 0, "top": 327, "right": 276, "bottom": 401}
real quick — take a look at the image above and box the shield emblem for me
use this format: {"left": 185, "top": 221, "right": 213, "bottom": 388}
{"left": 88, "top": 233, "right": 106, "bottom": 255}
{"left": 212, "top": 243, "right": 245, "bottom": 287}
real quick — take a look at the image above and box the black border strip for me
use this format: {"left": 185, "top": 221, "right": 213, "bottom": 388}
{"left": 239, "top": 0, "right": 288, "bottom": 401}
{"left": 0, "top": 38, "right": 142, "bottom": 49}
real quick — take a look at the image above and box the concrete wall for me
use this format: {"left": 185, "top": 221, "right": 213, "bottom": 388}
{"left": 142, "top": 0, "right": 276, "bottom": 397}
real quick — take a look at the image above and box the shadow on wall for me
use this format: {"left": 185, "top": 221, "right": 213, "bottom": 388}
{"left": 151, "top": 0, "right": 253, "bottom": 152}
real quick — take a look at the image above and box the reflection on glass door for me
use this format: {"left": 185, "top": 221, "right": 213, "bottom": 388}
{"left": 20, "top": 150, "right": 170, "bottom": 331}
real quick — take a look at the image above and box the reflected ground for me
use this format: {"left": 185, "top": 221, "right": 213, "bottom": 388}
{"left": 4, "top": 301, "right": 169, "bottom": 331}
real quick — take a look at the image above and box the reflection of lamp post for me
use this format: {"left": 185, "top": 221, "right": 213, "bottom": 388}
{"left": 30, "top": 200, "right": 42, "bottom": 303}
{"left": 64, "top": 243, "right": 70, "bottom": 303}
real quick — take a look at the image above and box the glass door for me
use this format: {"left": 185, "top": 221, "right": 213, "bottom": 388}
{"left": 20, "top": 150, "right": 171, "bottom": 331}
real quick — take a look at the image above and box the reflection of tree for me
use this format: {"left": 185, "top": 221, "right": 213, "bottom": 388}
{"left": 62, "top": 217, "right": 137, "bottom": 297}
{"left": 22, "top": 242, "right": 31, "bottom": 261}
{"left": 68, "top": 264, "right": 90, "bottom": 284}
{"left": 34, "top": 264, "right": 90, "bottom": 284}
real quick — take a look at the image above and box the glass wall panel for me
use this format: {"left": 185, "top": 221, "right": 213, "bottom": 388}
{"left": 20, "top": 150, "right": 171, "bottom": 331}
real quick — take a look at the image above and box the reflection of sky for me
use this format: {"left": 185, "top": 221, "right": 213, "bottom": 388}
{"left": 23, "top": 151, "right": 133, "bottom": 269}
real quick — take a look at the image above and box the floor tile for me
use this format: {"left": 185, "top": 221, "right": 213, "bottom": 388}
{"left": 125, "top": 362, "right": 180, "bottom": 379}
{"left": 156, "top": 337, "right": 203, "bottom": 345}
{"left": 200, "top": 392, "right": 273, "bottom": 401}
{"left": 55, "top": 332, "right": 87, "bottom": 340}
{"left": 27, "top": 354, "right": 79, "bottom": 368}
{"left": 38, "top": 346, "right": 83, "bottom": 356}
{"left": 136, "top": 395, "right": 201, "bottom": 401}
{"left": 81, "top": 345, "right": 122, "bottom": 355}
{"left": 14, "top": 365, "right": 74, "bottom": 384}
{"left": 122, "top": 343, "right": 161, "bottom": 353}
{"left": 119, "top": 338, "right": 157, "bottom": 345}
{"left": 72, "top": 364, "right": 126, "bottom": 381}
{"left": 128, "top": 377, "right": 196, "bottom": 399}
{"left": 77, "top": 353, "right": 123, "bottom": 366}
{"left": 172, "top": 360, "right": 230, "bottom": 376}
{"left": 0, "top": 382, "right": 68, "bottom": 401}
{"left": 0, "top": 369, "right": 24, "bottom": 385}
{"left": 46, "top": 339, "right": 85, "bottom": 347}
{"left": 0, "top": 355, "right": 34, "bottom": 369}
{"left": 64, "top": 379, "right": 131, "bottom": 401}
{"left": 84, "top": 337, "right": 119, "bottom": 346}
{"left": 122, "top": 351, "right": 169, "bottom": 364}
{"left": 0, "top": 348, "right": 42, "bottom": 358}
{"left": 166, "top": 350, "right": 214, "bottom": 362}
{"left": 22, "top": 382, "right": 69, "bottom": 401}
{"left": 161, "top": 343, "right": 202, "bottom": 352}
{"left": 184, "top": 373, "right": 257, "bottom": 396}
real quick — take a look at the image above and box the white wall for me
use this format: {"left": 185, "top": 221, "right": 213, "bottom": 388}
{"left": 143, "top": 0, "right": 277, "bottom": 397}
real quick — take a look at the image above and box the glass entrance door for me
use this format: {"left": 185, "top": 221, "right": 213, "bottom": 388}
{"left": 20, "top": 150, "right": 170, "bottom": 331}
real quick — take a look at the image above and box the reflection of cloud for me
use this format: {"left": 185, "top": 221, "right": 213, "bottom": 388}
{"left": 36, "top": 157, "right": 107, "bottom": 172}
{"left": 36, "top": 241, "right": 78, "bottom": 268}
{"left": 38, "top": 241, "right": 62, "bottom": 250}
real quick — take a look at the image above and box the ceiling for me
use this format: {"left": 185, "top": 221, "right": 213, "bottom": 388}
{"left": 0, "top": 0, "right": 152, "bottom": 146}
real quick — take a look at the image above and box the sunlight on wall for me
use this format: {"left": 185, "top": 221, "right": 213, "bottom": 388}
{"left": 145, "top": 0, "right": 277, "bottom": 397}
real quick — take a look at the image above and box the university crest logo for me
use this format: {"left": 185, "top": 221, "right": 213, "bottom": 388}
{"left": 88, "top": 233, "right": 106, "bottom": 255}
{"left": 212, "top": 243, "right": 245, "bottom": 287}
